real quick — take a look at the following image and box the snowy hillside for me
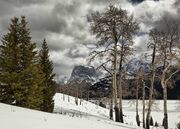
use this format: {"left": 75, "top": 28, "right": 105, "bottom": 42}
{"left": 0, "top": 93, "right": 142, "bottom": 129}
{"left": 0, "top": 93, "right": 179, "bottom": 129}
{"left": 0, "top": 103, "right": 137, "bottom": 129}
{"left": 54, "top": 93, "right": 109, "bottom": 119}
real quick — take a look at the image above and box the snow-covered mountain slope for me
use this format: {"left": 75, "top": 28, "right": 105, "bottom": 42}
{"left": 0, "top": 93, "right": 179, "bottom": 129}
{"left": 54, "top": 93, "right": 109, "bottom": 119}
{"left": 0, "top": 93, "right": 142, "bottom": 129}
{"left": 0, "top": 103, "right": 137, "bottom": 129}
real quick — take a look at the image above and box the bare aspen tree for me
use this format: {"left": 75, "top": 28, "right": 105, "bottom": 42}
{"left": 134, "top": 60, "right": 147, "bottom": 127}
{"left": 157, "top": 21, "right": 179, "bottom": 129}
{"left": 142, "top": 79, "right": 146, "bottom": 128}
{"left": 147, "top": 19, "right": 179, "bottom": 129}
{"left": 135, "top": 69, "right": 141, "bottom": 126}
{"left": 146, "top": 29, "right": 160, "bottom": 129}
{"left": 88, "top": 5, "right": 139, "bottom": 122}
{"left": 116, "top": 12, "right": 139, "bottom": 123}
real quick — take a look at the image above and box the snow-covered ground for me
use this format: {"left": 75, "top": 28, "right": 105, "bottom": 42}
{"left": 0, "top": 93, "right": 141, "bottom": 129}
{"left": 121, "top": 100, "right": 180, "bottom": 129}
{"left": 54, "top": 93, "right": 109, "bottom": 120}
{"left": 0, "top": 93, "right": 179, "bottom": 129}
{"left": 54, "top": 93, "right": 180, "bottom": 129}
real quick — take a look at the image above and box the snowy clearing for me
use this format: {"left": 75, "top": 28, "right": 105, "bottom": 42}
{"left": 0, "top": 93, "right": 179, "bottom": 129}
{"left": 0, "top": 102, "right": 141, "bottom": 129}
{"left": 54, "top": 93, "right": 180, "bottom": 129}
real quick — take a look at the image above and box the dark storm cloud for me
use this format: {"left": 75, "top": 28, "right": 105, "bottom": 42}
{"left": 0, "top": 0, "right": 179, "bottom": 78}
{"left": 129, "top": 0, "right": 144, "bottom": 4}
{"left": 52, "top": 1, "right": 81, "bottom": 16}
{"left": 0, "top": 1, "right": 15, "bottom": 16}
{"left": 174, "top": 0, "right": 180, "bottom": 13}
{"left": 154, "top": 11, "right": 180, "bottom": 31}
{"left": 0, "top": 0, "right": 48, "bottom": 16}
{"left": 2, "top": 0, "right": 48, "bottom": 7}
{"left": 30, "top": 14, "right": 67, "bottom": 33}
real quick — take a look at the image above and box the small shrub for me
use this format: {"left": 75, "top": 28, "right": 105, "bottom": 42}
{"left": 99, "top": 102, "right": 106, "bottom": 108}
{"left": 176, "top": 122, "right": 180, "bottom": 129}
{"left": 155, "top": 121, "right": 158, "bottom": 127}
{"left": 150, "top": 116, "right": 154, "bottom": 126}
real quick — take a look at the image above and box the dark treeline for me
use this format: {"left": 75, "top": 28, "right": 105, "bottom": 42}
{"left": 89, "top": 75, "right": 180, "bottom": 99}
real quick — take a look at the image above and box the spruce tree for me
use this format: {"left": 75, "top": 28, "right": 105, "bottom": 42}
{"left": 0, "top": 17, "right": 21, "bottom": 104}
{"left": 17, "top": 16, "right": 44, "bottom": 109}
{"left": 0, "top": 16, "right": 44, "bottom": 110}
{"left": 39, "top": 39, "right": 56, "bottom": 112}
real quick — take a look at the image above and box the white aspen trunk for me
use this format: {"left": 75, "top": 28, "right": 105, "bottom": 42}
{"left": 136, "top": 76, "right": 140, "bottom": 126}
{"left": 119, "top": 74, "right": 123, "bottom": 123}
{"left": 113, "top": 42, "right": 120, "bottom": 122}
{"left": 146, "top": 66, "right": 155, "bottom": 129}
{"left": 161, "top": 74, "right": 168, "bottom": 129}
{"left": 110, "top": 72, "right": 114, "bottom": 120}
{"left": 142, "top": 80, "right": 146, "bottom": 128}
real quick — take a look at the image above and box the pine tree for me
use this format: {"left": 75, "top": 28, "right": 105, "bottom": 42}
{"left": 39, "top": 39, "right": 56, "bottom": 112}
{"left": 0, "top": 16, "right": 44, "bottom": 110}
{"left": 0, "top": 17, "right": 21, "bottom": 104}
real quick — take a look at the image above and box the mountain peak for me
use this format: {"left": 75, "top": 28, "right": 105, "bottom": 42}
{"left": 69, "top": 65, "right": 98, "bottom": 84}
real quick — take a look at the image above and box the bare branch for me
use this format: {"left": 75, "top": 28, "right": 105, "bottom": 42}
{"left": 165, "top": 69, "right": 179, "bottom": 84}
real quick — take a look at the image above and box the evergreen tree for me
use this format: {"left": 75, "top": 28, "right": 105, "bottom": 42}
{"left": 39, "top": 39, "right": 56, "bottom": 112}
{"left": 0, "top": 16, "right": 44, "bottom": 110}
{"left": 0, "top": 17, "right": 21, "bottom": 104}
{"left": 16, "top": 16, "right": 44, "bottom": 109}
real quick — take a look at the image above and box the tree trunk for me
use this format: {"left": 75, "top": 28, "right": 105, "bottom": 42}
{"left": 87, "top": 91, "right": 89, "bottom": 101}
{"left": 119, "top": 75, "right": 123, "bottom": 123}
{"left": 113, "top": 42, "right": 119, "bottom": 122}
{"left": 63, "top": 94, "right": 65, "bottom": 101}
{"left": 142, "top": 80, "right": 146, "bottom": 128}
{"left": 118, "top": 44, "right": 124, "bottom": 123}
{"left": 146, "top": 69, "right": 155, "bottom": 129}
{"left": 80, "top": 90, "right": 82, "bottom": 105}
{"left": 136, "top": 78, "right": 140, "bottom": 126}
{"left": 162, "top": 81, "right": 168, "bottom": 129}
{"left": 67, "top": 87, "right": 70, "bottom": 102}
{"left": 115, "top": 105, "right": 120, "bottom": 122}
{"left": 75, "top": 86, "right": 79, "bottom": 105}
{"left": 110, "top": 97, "right": 113, "bottom": 120}
{"left": 68, "top": 95, "right": 70, "bottom": 102}
{"left": 110, "top": 64, "right": 114, "bottom": 120}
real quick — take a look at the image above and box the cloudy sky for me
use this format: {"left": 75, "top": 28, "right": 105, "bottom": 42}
{"left": 0, "top": 0, "right": 179, "bottom": 80}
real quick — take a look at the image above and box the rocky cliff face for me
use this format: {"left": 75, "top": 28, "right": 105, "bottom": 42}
{"left": 69, "top": 65, "right": 99, "bottom": 84}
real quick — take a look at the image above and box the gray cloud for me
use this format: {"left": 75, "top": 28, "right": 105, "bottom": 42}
{"left": 153, "top": 11, "right": 180, "bottom": 32}
{"left": 65, "top": 44, "right": 90, "bottom": 58}
{"left": 52, "top": 1, "right": 81, "bottom": 16}
{"left": 0, "top": 0, "right": 179, "bottom": 79}
{"left": 2, "top": 0, "right": 48, "bottom": 7}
